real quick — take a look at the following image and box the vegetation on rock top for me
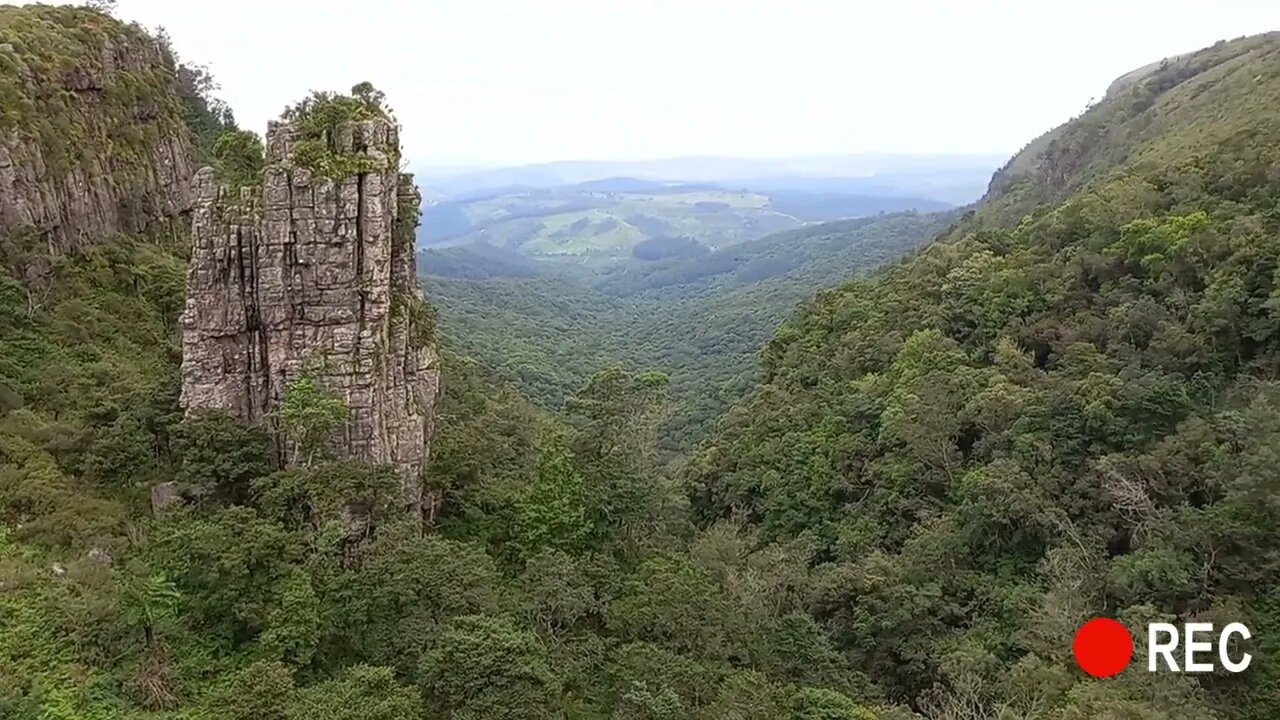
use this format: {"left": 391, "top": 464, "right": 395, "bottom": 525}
{"left": 283, "top": 81, "right": 398, "bottom": 180}
{"left": 0, "top": 4, "right": 188, "bottom": 178}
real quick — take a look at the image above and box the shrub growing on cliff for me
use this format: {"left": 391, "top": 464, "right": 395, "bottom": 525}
{"left": 212, "top": 128, "right": 266, "bottom": 189}
{"left": 280, "top": 375, "right": 348, "bottom": 466}
{"left": 283, "top": 82, "right": 396, "bottom": 179}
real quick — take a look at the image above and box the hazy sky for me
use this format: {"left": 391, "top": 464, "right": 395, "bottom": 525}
{"left": 105, "top": 0, "right": 1279, "bottom": 167}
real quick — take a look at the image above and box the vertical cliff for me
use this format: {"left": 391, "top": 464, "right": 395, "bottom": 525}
{"left": 179, "top": 96, "right": 440, "bottom": 516}
{"left": 0, "top": 5, "right": 194, "bottom": 251}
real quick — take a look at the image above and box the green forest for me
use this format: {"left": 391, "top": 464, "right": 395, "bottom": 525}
{"left": 3, "top": 4, "right": 1280, "bottom": 719}
{"left": 424, "top": 213, "right": 952, "bottom": 452}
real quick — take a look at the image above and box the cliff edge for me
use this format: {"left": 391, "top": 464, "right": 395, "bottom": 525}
{"left": 0, "top": 5, "right": 194, "bottom": 251}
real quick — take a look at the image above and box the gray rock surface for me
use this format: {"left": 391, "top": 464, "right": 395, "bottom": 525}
{"left": 179, "top": 117, "right": 439, "bottom": 517}
{"left": 150, "top": 481, "right": 182, "bottom": 514}
{"left": 0, "top": 33, "right": 194, "bottom": 250}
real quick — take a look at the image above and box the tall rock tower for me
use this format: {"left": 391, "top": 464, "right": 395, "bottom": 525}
{"left": 179, "top": 98, "right": 439, "bottom": 516}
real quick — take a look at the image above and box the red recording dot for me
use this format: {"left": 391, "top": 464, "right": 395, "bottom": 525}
{"left": 1073, "top": 618, "right": 1134, "bottom": 678}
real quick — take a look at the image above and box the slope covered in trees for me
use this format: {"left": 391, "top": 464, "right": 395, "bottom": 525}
{"left": 687, "top": 30, "right": 1280, "bottom": 718}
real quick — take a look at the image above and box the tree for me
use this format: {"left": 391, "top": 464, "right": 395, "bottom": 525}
{"left": 280, "top": 374, "right": 348, "bottom": 467}
{"left": 419, "top": 615, "right": 562, "bottom": 720}
{"left": 607, "top": 554, "right": 736, "bottom": 658}
{"left": 212, "top": 129, "right": 266, "bottom": 188}
{"left": 146, "top": 506, "right": 300, "bottom": 646}
{"left": 568, "top": 367, "right": 669, "bottom": 468}
{"left": 119, "top": 571, "right": 182, "bottom": 709}
{"left": 209, "top": 660, "right": 297, "bottom": 720}
{"left": 351, "top": 81, "right": 388, "bottom": 114}
{"left": 294, "top": 665, "right": 421, "bottom": 720}
{"left": 519, "top": 549, "right": 605, "bottom": 635}
{"left": 512, "top": 435, "right": 592, "bottom": 556}
{"left": 260, "top": 567, "right": 322, "bottom": 667}
{"left": 785, "top": 688, "right": 875, "bottom": 720}
{"left": 614, "top": 683, "right": 689, "bottom": 720}
{"left": 174, "top": 410, "right": 275, "bottom": 503}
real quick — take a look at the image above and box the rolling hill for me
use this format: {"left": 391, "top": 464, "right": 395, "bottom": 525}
{"left": 418, "top": 182, "right": 953, "bottom": 261}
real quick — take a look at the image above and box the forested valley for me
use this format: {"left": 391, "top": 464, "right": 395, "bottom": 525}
{"left": 3, "top": 5, "right": 1280, "bottom": 720}
{"left": 422, "top": 212, "right": 951, "bottom": 452}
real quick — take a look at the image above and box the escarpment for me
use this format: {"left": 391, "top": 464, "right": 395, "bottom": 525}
{"left": 179, "top": 104, "right": 440, "bottom": 517}
{"left": 0, "top": 5, "right": 194, "bottom": 251}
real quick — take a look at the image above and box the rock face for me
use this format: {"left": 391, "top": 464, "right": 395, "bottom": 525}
{"left": 179, "top": 117, "right": 440, "bottom": 516}
{"left": 0, "top": 6, "right": 195, "bottom": 250}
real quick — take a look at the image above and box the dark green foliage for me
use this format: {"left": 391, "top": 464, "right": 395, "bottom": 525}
{"left": 419, "top": 615, "right": 561, "bottom": 719}
{"left": 254, "top": 461, "right": 403, "bottom": 531}
{"left": 146, "top": 505, "right": 301, "bottom": 647}
{"left": 211, "top": 128, "right": 266, "bottom": 188}
{"left": 174, "top": 411, "right": 275, "bottom": 503}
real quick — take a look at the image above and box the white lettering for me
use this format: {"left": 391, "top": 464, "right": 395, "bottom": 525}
{"left": 1219, "top": 622, "right": 1252, "bottom": 673}
{"left": 1148, "top": 623, "right": 1180, "bottom": 672}
{"left": 1184, "top": 623, "right": 1215, "bottom": 672}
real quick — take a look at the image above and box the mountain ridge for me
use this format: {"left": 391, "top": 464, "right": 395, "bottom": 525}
{"left": 984, "top": 31, "right": 1280, "bottom": 223}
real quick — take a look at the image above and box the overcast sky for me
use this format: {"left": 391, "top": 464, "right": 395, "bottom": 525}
{"left": 105, "top": 0, "right": 1279, "bottom": 168}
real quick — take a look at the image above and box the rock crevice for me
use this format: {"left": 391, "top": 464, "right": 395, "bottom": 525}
{"left": 179, "top": 117, "right": 439, "bottom": 515}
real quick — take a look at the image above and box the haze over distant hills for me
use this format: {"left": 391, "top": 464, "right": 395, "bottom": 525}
{"left": 413, "top": 152, "right": 1005, "bottom": 203}
{"left": 413, "top": 153, "right": 1000, "bottom": 262}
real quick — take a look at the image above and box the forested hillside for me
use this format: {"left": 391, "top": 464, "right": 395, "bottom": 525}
{"left": 688, "top": 31, "right": 1280, "bottom": 718}
{"left": 3, "top": 5, "right": 1280, "bottom": 720}
{"left": 425, "top": 212, "right": 950, "bottom": 450}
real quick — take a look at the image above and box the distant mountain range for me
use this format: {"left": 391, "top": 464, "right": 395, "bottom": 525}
{"left": 412, "top": 154, "right": 999, "bottom": 263}
{"left": 412, "top": 153, "right": 1005, "bottom": 205}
